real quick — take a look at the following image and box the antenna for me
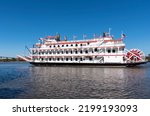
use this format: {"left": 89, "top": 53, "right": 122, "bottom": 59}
{"left": 121, "top": 30, "right": 124, "bottom": 38}
{"left": 73, "top": 35, "right": 77, "bottom": 40}
{"left": 109, "top": 28, "right": 111, "bottom": 35}
{"left": 93, "top": 33, "right": 96, "bottom": 39}
{"left": 64, "top": 36, "right": 67, "bottom": 41}
{"left": 83, "top": 34, "right": 87, "bottom": 39}
{"left": 25, "top": 46, "right": 31, "bottom": 54}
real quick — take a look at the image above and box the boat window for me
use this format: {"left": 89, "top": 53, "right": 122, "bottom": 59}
{"left": 58, "top": 45, "right": 60, "bottom": 47}
{"left": 66, "top": 58, "right": 68, "bottom": 61}
{"left": 62, "top": 45, "right": 64, "bottom": 47}
{"left": 75, "top": 58, "right": 78, "bottom": 61}
{"left": 89, "top": 57, "right": 93, "bottom": 61}
{"left": 80, "top": 50, "right": 83, "bottom": 54}
{"left": 87, "top": 42, "right": 89, "bottom": 45}
{"left": 61, "top": 58, "right": 63, "bottom": 61}
{"left": 54, "top": 45, "right": 55, "bottom": 47}
{"left": 107, "top": 49, "right": 111, "bottom": 53}
{"left": 49, "top": 46, "right": 51, "bottom": 48}
{"left": 57, "top": 51, "right": 59, "bottom": 54}
{"left": 57, "top": 58, "right": 60, "bottom": 61}
{"left": 66, "top": 51, "right": 68, "bottom": 54}
{"left": 95, "top": 48, "right": 98, "bottom": 52}
{"left": 80, "top": 44, "right": 82, "bottom": 46}
{"left": 75, "top": 51, "right": 78, "bottom": 54}
{"left": 112, "top": 49, "right": 115, "bottom": 53}
{"left": 119, "top": 47, "right": 124, "bottom": 51}
{"left": 75, "top": 44, "right": 78, "bottom": 46}
{"left": 70, "top": 51, "right": 73, "bottom": 54}
{"left": 71, "top": 44, "right": 73, "bottom": 46}
{"left": 80, "top": 58, "right": 82, "bottom": 61}
{"left": 70, "top": 58, "right": 73, "bottom": 61}
{"left": 49, "top": 58, "right": 51, "bottom": 61}
{"left": 66, "top": 44, "right": 68, "bottom": 47}
{"left": 85, "top": 50, "right": 88, "bottom": 53}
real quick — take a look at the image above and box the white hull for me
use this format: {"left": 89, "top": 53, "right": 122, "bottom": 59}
{"left": 29, "top": 61, "right": 147, "bottom": 67}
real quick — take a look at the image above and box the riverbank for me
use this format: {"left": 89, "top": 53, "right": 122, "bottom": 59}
{"left": 146, "top": 56, "right": 150, "bottom": 62}
{"left": 0, "top": 58, "right": 26, "bottom": 62}
{"left": 0, "top": 58, "right": 17, "bottom": 62}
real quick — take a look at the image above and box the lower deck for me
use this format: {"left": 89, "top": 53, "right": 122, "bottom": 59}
{"left": 30, "top": 61, "right": 147, "bottom": 67}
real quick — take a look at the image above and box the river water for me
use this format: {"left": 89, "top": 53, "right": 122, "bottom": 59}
{"left": 0, "top": 62, "right": 150, "bottom": 99}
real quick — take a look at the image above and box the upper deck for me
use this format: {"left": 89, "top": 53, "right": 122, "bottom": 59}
{"left": 33, "top": 32, "right": 125, "bottom": 50}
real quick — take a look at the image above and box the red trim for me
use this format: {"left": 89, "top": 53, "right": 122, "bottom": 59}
{"left": 35, "top": 44, "right": 41, "bottom": 46}
{"left": 45, "top": 40, "right": 97, "bottom": 46}
{"left": 104, "top": 40, "right": 123, "bottom": 43}
{"left": 35, "top": 38, "right": 123, "bottom": 47}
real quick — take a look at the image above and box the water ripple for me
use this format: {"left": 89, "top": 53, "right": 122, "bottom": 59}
{"left": 0, "top": 62, "right": 150, "bottom": 99}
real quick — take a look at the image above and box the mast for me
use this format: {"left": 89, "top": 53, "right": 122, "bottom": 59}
{"left": 109, "top": 28, "right": 111, "bottom": 36}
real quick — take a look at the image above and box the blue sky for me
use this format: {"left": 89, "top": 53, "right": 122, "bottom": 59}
{"left": 0, "top": 0, "right": 150, "bottom": 57}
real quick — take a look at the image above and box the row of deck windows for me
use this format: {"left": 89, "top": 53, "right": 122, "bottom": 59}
{"left": 49, "top": 43, "right": 90, "bottom": 48}
{"left": 32, "top": 48, "right": 124, "bottom": 55}
{"left": 33, "top": 48, "right": 98, "bottom": 55}
{"left": 36, "top": 57, "right": 93, "bottom": 61}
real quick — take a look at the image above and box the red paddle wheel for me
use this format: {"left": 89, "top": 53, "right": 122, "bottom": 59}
{"left": 126, "top": 49, "right": 145, "bottom": 62}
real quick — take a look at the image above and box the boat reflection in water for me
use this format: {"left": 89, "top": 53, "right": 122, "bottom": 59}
{"left": 0, "top": 62, "right": 149, "bottom": 99}
{"left": 18, "top": 64, "right": 149, "bottom": 99}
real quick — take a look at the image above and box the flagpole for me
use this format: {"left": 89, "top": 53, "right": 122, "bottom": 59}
{"left": 109, "top": 28, "right": 111, "bottom": 35}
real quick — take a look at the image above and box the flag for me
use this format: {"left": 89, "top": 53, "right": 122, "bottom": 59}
{"left": 118, "top": 34, "right": 126, "bottom": 41}
{"left": 46, "top": 36, "right": 55, "bottom": 39}
{"left": 93, "top": 33, "right": 96, "bottom": 38}
{"left": 83, "top": 34, "right": 87, "bottom": 39}
{"left": 64, "top": 36, "right": 67, "bottom": 41}
{"left": 73, "top": 35, "right": 77, "bottom": 40}
{"left": 121, "top": 34, "right": 126, "bottom": 38}
{"left": 39, "top": 38, "right": 43, "bottom": 41}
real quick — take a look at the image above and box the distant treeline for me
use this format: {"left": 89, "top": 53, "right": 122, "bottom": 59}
{"left": 146, "top": 56, "right": 150, "bottom": 62}
{"left": 0, "top": 58, "right": 17, "bottom": 62}
{"left": 0, "top": 58, "right": 26, "bottom": 62}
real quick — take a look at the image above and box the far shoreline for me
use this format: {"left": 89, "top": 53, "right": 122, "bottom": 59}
{"left": 0, "top": 57, "right": 25, "bottom": 62}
